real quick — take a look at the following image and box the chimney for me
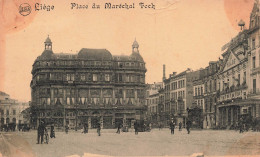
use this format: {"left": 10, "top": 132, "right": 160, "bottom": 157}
{"left": 163, "top": 64, "right": 166, "bottom": 81}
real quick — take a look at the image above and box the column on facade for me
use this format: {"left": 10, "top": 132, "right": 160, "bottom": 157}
{"left": 231, "top": 107, "right": 234, "bottom": 125}
{"left": 51, "top": 88, "right": 54, "bottom": 105}
{"left": 63, "top": 88, "right": 66, "bottom": 127}
{"left": 123, "top": 88, "right": 126, "bottom": 104}
{"left": 87, "top": 88, "right": 91, "bottom": 105}
{"left": 221, "top": 108, "right": 224, "bottom": 126}
{"left": 216, "top": 106, "right": 219, "bottom": 126}
{"left": 123, "top": 113, "right": 126, "bottom": 126}
{"left": 100, "top": 88, "right": 103, "bottom": 105}
{"left": 225, "top": 108, "right": 228, "bottom": 126}
{"left": 134, "top": 88, "right": 137, "bottom": 105}
{"left": 100, "top": 116, "right": 103, "bottom": 129}
{"left": 112, "top": 113, "right": 115, "bottom": 127}
{"left": 256, "top": 104, "right": 260, "bottom": 118}
{"left": 112, "top": 89, "right": 115, "bottom": 104}
{"left": 88, "top": 116, "right": 91, "bottom": 129}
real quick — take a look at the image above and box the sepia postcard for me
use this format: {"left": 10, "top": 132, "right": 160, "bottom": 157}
{"left": 0, "top": 0, "right": 260, "bottom": 157}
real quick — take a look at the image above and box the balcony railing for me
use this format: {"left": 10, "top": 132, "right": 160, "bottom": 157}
{"left": 251, "top": 66, "right": 260, "bottom": 74}
{"left": 248, "top": 89, "right": 260, "bottom": 96}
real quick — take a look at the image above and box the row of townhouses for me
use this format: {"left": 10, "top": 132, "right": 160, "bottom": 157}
{"left": 146, "top": 1, "right": 260, "bottom": 129}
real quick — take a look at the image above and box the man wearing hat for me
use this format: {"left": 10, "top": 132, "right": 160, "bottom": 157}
{"left": 37, "top": 121, "right": 45, "bottom": 144}
{"left": 169, "top": 118, "right": 175, "bottom": 135}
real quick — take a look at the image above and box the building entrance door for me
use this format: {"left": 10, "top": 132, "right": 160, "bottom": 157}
{"left": 103, "top": 116, "right": 113, "bottom": 129}
{"left": 91, "top": 117, "right": 99, "bottom": 128}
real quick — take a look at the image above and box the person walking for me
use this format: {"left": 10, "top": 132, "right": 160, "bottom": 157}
{"left": 97, "top": 122, "right": 101, "bottom": 136}
{"left": 116, "top": 122, "right": 121, "bottom": 134}
{"left": 65, "top": 124, "right": 69, "bottom": 134}
{"left": 186, "top": 120, "right": 192, "bottom": 134}
{"left": 134, "top": 121, "right": 138, "bottom": 135}
{"left": 37, "top": 121, "right": 45, "bottom": 144}
{"left": 84, "top": 123, "right": 88, "bottom": 133}
{"left": 179, "top": 122, "right": 182, "bottom": 131}
{"left": 149, "top": 123, "right": 152, "bottom": 131}
{"left": 50, "top": 125, "right": 55, "bottom": 138}
{"left": 169, "top": 120, "right": 175, "bottom": 135}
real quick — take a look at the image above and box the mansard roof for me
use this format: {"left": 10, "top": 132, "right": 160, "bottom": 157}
{"left": 78, "top": 48, "right": 113, "bottom": 60}
{"left": 39, "top": 50, "right": 56, "bottom": 60}
{"left": 130, "top": 52, "right": 144, "bottom": 62}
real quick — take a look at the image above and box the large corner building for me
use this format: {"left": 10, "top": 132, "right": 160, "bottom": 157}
{"left": 30, "top": 37, "right": 147, "bottom": 129}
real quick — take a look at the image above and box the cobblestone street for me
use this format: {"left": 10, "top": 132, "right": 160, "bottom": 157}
{"left": 1, "top": 129, "right": 260, "bottom": 157}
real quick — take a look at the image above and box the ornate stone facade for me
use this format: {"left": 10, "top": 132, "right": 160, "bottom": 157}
{"left": 30, "top": 36, "right": 147, "bottom": 129}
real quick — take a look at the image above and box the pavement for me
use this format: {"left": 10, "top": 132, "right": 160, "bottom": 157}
{"left": 0, "top": 129, "right": 260, "bottom": 157}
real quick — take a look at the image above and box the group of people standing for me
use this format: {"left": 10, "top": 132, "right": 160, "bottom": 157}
{"left": 169, "top": 119, "right": 192, "bottom": 135}
{"left": 37, "top": 121, "right": 55, "bottom": 144}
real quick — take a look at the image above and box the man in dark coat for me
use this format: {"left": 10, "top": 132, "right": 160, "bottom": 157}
{"left": 50, "top": 125, "right": 55, "bottom": 138}
{"left": 179, "top": 122, "right": 182, "bottom": 131}
{"left": 134, "top": 121, "right": 138, "bottom": 135}
{"left": 116, "top": 122, "right": 121, "bottom": 134}
{"left": 37, "top": 121, "right": 45, "bottom": 144}
{"left": 186, "top": 120, "right": 192, "bottom": 134}
{"left": 97, "top": 122, "right": 101, "bottom": 136}
{"left": 169, "top": 120, "right": 175, "bottom": 135}
{"left": 84, "top": 123, "right": 88, "bottom": 133}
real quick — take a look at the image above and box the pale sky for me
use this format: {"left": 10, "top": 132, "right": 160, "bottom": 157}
{"left": 2, "top": 0, "right": 255, "bottom": 101}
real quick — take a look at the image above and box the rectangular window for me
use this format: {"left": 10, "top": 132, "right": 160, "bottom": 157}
{"left": 119, "top": 74, "right": 123, "bottom": 82}
{"left": 80, "top": 74, "right": 85, "bottom": 81}
{"left": 6, "top": 110, "right": 9, "bottom": 116}
{"left": 252, "top": 38, "right": 255, "bottom": 49}
{"left": 253, "top": 79, "right": 256, "bottom": 94}
{"left": 105, "top": 74, "right": 110, "bottom": 82}
{"left": 93, "top": 74, "right": 98, "bottom": 81}
{"left": 125, "top": 75, "right": 129, "bottom": 82}
{"left": 13, "top": 110, "right": 16, "bottom": 115}
{"left": 252, "top": 56, "right": 256, "bottom": 68}
{"left": 66, "top": 74, "right": 75, "bottom": 81}
{"left": 238, "top": 74, "right": 240, "bottom": 85}
{"left": 243, "top": 71, "right": 246, "bottom": 83}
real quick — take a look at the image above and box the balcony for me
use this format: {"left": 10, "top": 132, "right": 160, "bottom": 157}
{"left": 248, "top": 89, "right": 260, "bottom": 97}
{"left": 251, "top": 67, "right": 260, "bottom": 75}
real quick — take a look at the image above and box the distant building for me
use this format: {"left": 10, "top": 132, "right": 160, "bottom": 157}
{"left": 145, "top": 82, "right": 163, "bottom": 124}
{"left": 30, "top": 37, "right": 147, "bottom": 129}
{"left": 145, "top": 82, "right": 163, "bottom": 99}
{"left": 0, "top": 91, "right": 29, "bottom": 126}
{"left": 164, "top": 69, "right": 202, "bottom": 125}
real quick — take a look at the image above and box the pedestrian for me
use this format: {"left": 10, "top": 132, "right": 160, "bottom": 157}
{"left": 37, "top": 121, "right": 45, "bottom": 144}
{"left": 149, "top": 123, "right": 152, "bottom": 131}
{"left": 134, "top": 121, "right": 138, "bottom": 135}
{"left": 97, "top": 122, "right": 101, "bottom": 136}
{"left": 179, "top": 122, "right": 182, "bottom": 131}
{"left": 159, "top": 122, "right": 162, "bottom": 130}
{"left": 50, "top": 125, "right": 55, "bottom": 138}
{"left": 84, "top": 123, "right": 88, "bottom": 133}
{"left": 65, "top": 124, "right": 69, "bottom": 134}
{"left": 116, "top": 122, "right": 121, "bottom": 134}
{"left": 169, "top": 120, "right": 175, "bottom": 135}
{"left": 186, "top": 120, "right": 192, "bottom": 134}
